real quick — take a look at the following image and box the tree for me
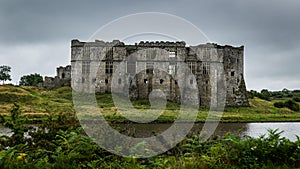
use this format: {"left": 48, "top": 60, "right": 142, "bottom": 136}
{"left": 19, "top": 73, "right": 43, "bottom": 86}
{"left": 259, "top": 89, "right": 271, "bottom": 101}
{"left": 0, "top": 65, "right": 12, "bottom": 84}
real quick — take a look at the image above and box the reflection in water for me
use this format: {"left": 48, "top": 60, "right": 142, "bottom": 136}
{"left": 111, "top": 123, "right": 249, "bottom": 138}
{"left": 1, "top": 122, "right": 300, "bottom": 141}
{"left": 243, "top": 122, "right": 300, "bottom": 141}
{"left": 112, "top": 122, "right": 300, "bottom": 141}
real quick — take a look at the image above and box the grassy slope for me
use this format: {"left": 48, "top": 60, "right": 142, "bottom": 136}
{"left": 0, "top": 85, "right": 74, "bottom": 118}
{"left": 0, "top": 85, "right": 299, "bottom": 122}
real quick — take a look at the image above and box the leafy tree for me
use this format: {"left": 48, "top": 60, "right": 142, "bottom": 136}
{"left": 258, "top": 89, "right": 271, "bottom": 101}
{"left": 19, "top": 73, "right": 43, "bottom": 86}
{"left": 0, "top": 65, "right": 12, "bottom": 84}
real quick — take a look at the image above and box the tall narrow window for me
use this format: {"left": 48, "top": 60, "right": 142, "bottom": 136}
{"left": 188, "top": 62, "right": 196, "bottom": 74}
{"left": 105, "top": 48, "right": 113, "bottom": 60}
{"left": 127, "top": 56, "right": 136, "bottom": 75}
{"left": 202, "top": 62, "right": 210, "bottom": 75}
{"left": 82, "top": 61, "right": 90, "bottom": 75}
{"left": 168, "top": 64, "right": 176, "bottom": 75}
{"left": 203, "top": 48, "right": 210, "bottom": 61}
{"left": 146, "top": 62, "right": 154, "bottom": 74}
{"left": 127, "top": 61, "right": 136, "bottom": 75}
{"left": 105, "top": 62, "right": 113, "bottom": 74}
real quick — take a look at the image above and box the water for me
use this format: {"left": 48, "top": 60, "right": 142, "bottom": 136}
{"left": 1, "top": 122, "right": 300, "bottom": 141}
{"left": 112, "top": 122, "right": 300, "bottom": 141}
{"left": 0, "top": 125, "right": 13, "bottom": 137}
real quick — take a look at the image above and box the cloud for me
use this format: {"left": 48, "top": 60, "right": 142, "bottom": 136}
{"left": 0, "top": 0, "right": 299, "bottom": 90}
{"left": 0, "top": 41, "right": 70, "bottom": 84}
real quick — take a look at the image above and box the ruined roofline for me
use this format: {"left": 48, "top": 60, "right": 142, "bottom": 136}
{"left": 71, "top": 39, "right": 243, "bottom": 49}
{"left": 190, "top": 43, "right": 244, "bottom": 50}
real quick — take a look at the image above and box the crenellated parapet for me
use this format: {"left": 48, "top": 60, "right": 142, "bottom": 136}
{"left": 138, "top": 41, "right": 186, "bottom": 47}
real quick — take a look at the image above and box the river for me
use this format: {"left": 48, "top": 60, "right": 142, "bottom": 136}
{"left": 1, "top": 122, "right": 300, "bottom": 141}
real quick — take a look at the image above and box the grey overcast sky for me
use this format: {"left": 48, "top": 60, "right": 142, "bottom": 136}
{"left": 0, "top": 0, "right": 299, "bottom": 91}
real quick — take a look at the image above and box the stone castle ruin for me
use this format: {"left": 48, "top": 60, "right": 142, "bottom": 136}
{"left": 43, "top": 65, "right": 71, "bottom": 89}
{"left": 69, "top": 39, "right": 249, "bottom": 107}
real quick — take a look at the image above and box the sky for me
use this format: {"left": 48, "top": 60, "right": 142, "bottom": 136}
{"left": 0, "top": 0, "right": 300, "bottom": 91}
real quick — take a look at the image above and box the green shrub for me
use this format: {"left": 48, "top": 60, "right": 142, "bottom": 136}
{"left": 247, "top": 91, "right": 254, "bottom": 99}
{"left": 274, "top": 100, "right": 299, "bottom": 111}
{"left": 284, "top": 100, "right": 299, "bottom": 111}
{"left": 274, "top": 102, "right": 285, "bottom": 108}
{"left": 293, "top": 97, "right": 300, "bottom": 102}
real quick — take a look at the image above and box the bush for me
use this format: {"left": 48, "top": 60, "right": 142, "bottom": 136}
{"left": 284, "top": 100, "right": 299, "bottom": 111}
{"left": 274, "top": 102, "right": 285, "bottom": 108}
{"left": 293, "top": 97, "right": 300, "bottom": 102}
{"left": 273, "top": 100, "right": 299, "bottom": 111}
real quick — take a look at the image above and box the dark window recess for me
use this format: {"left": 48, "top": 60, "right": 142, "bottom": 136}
{"left": 189, "top": 62, "right": 196, "bottom": 74}
{"left": 190, "top": 79, "right": 193, "bottom": 85}
{"left": 146, "top": 69, "right": 153, "bottom": 74}
{"left": 62, "top": 73, "right": 65, "bottom": 79}
{"left": 82, "top": 77, "right": 85, "bottom": 83}
{"left": 206, "top": 80, "right": 208, "bottom": 84}
{"left": 105, "top": 79, "right": 108, "bottom": 84}
{"left": 144, "top": 79, "right": 148, "bottom": 84}
{"left": 118, "top": 78, "right": 121, "bottom": 85}
{"left": 233, "top": 87, "right": 235, "bottom": 94}
{"left": 146, "top": 62, "right": 154, "bottom": 74}
{"left": 127, "top": 61, "right": 136, "bottom": 75}
{"left": 105, "top": 62, "right": 113, "bottom": 74}
{"left": 160, "top": 79, "right": 164, "bottom": 84}
{"left": 105, "top": 48, "right": 113, "bottom": 60}
{"left": 231, "top": 71, "right": 235, "bottom": 76}
{"left": 202, "top": 62, "right": 210, "bottom": 75}
{"left": 175, "top": 80, "right": 178, "bottom": 85}
{"left": 82, "top": 61, "right": 90, "bottom": 75}
{"left": 129, "top": 77, "right": 132, "bottom": 84}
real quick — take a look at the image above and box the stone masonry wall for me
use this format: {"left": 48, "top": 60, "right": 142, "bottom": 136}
{"left": 71, "top": 39, "right": 249, "bottom": 107}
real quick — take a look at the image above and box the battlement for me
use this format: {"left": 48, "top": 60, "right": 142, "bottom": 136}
{"left": 72, "top": 39, "right": 244, "bottom": 50}
{"left": 137, "top": 41, "right": 186, "bottom": 47}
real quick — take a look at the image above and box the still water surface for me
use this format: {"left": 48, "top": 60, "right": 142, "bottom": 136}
{"left": 1, "top": 122, "right": 300, "bottom": 141}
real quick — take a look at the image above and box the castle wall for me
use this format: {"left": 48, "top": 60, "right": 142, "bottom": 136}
{"left": 70, "top": 39, "right": 249, "bottom": 107}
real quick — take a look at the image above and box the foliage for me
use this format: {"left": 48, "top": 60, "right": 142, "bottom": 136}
{"left": 249, "top": 88, "right": 300, "bottom": 101}
{"left": 274, "top": 100, "right": 299, "bottom": 111}
{"left": 274, "top": 101, "right": 285, "bottom": 108}
{"left": 293, "top": 97, "right": 300, "bottom": 102}
{"left": 19, "top": 73, "right": 44, "bottom": 86}
{"left": 1, "top": 104, "right": 300, "bottom": 168}
{"left": 0, "top": 65, "right": 11, "bottom": 84}
{"left": 284, "top": 100, "right": 299, "bottom": 111}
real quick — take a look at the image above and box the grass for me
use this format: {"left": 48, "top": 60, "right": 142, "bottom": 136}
{"left": 0, "top": 84, "right": 300, "bottom": 123}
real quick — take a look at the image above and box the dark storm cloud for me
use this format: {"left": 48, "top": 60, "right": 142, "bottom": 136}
{"left": 0, "top": 0, "right": 299, "bottom": 90}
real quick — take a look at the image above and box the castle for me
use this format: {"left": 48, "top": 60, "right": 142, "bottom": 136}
{"left": 42, "top": 40, "right": 249, "bottom": 106}
{"left": 67, "top": 39, "right": 249, "bottom": 107}
{"left": 43, "top": 65, "right": 71, "bottom": 89}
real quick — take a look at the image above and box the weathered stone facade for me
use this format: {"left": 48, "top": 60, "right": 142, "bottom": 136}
{"left": 71, "top": 39, "right": 249, "bottom": 107}
{"left": 43, "top": 65, "right": 71, "bottom": 89}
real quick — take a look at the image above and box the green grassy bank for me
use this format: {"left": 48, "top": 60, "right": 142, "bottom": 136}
{"left": 0, "top": 85, "right": 299, "bottom": 123}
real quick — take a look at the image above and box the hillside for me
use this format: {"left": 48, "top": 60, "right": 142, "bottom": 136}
{"left": 0, "top": 85, "right": 73, "bottom": 118}
{"left": 0, "top": 85, "right": 299, "bottom": 122}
